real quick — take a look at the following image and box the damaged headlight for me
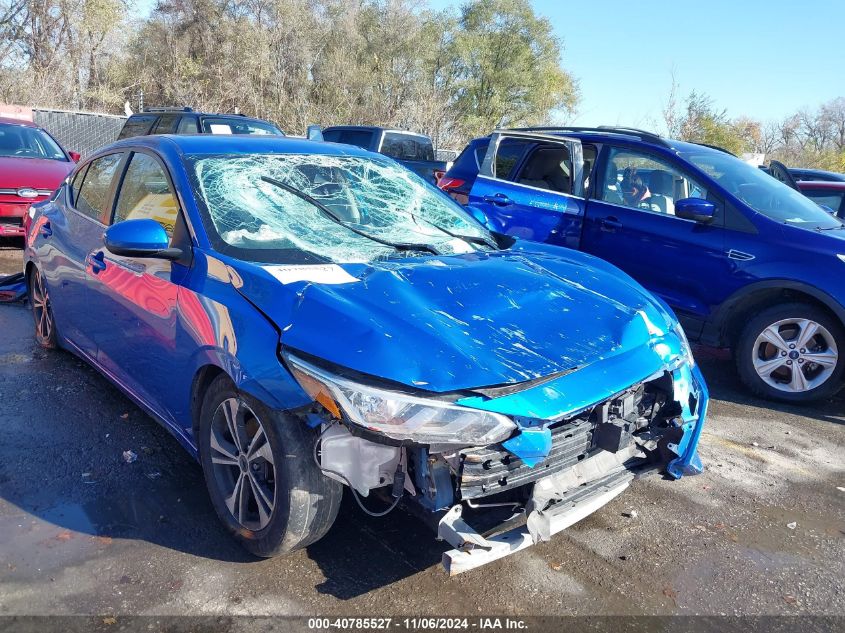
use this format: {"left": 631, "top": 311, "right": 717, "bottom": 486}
{"left": 285, "top": 354, "right": 517, "bottom": 445}
{"left": 673, "top": 321, "right": 695, "bottom": 368}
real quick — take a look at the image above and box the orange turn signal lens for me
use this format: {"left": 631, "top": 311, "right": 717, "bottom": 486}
{"left": 291, "top": 367, "right": 342, "bottom": 419}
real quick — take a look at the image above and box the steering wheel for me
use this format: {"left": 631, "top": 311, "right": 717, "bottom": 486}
{"left": 311, "top": 182, "right": 362, "bottom": 223}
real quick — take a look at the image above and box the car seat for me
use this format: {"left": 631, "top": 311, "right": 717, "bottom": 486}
{"left": 518, "top": 147, "right": 571, "bottom": 193}
{"left": 647, "top": 169, "right": 675, "bottom": 214}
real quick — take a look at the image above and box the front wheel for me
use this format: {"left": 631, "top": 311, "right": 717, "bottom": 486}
{"left": 736, "top": 303, "right": 845, "bottom": 403}
{"left": 198, "top": 375, "right": 342, "bottom": 557}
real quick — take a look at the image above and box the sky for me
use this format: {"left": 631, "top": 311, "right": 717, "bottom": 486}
{"left": 135, "top": 0, "right": 845, "bottom": 130}
{"left": 428, "top": 0, "right": 845, "bottom": 129}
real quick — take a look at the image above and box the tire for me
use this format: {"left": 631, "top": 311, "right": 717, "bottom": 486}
{"left": 198, "top": 374, "right": 342, "bottom": 557}
{"left": 29, "top": 267, "right": 57, "bottom": 349}
{"left": 735, "top": 302, "right": 845, "bottom": 403}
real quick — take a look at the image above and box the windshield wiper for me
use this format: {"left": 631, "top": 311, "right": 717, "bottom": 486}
{"left": 393, "top": 209, "right": 500, "bottom": 250}
{"left": 260, "top": 176, "right": 442, "bottom": 256}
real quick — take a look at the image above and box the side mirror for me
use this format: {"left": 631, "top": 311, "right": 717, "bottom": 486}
{"left": 306, "top": 125, "right": 323, "bottom": 142}
{"left": 675, "top": 197, "right": 716, "bottom": 224}
{"left": 104, "top": 219, "right": 181, "bottom": 259}
{"left": 68, "top": 151, "right": 81, "bottom": 162}
{"left": 467, "top": 205, "right": 494, "bottom": 231}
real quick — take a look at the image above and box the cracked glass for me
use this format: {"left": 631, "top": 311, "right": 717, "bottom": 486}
{"left": 186, "top": 153, "right": 492, "bottom": 264}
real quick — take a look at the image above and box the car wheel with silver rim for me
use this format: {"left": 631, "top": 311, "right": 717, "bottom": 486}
{"left": 198, "top": 374, "right": 342, "bottom": 557}
{"left": 736, "top": 303, "right": 845, "bottom": 403}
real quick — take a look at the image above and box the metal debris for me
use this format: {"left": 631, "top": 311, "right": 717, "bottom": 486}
{"left": 122, "top": 450, "right": 138, "bottom": 464}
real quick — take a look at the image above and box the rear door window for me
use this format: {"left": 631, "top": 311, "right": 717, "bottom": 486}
{"left": 113, "top": 152, "right": 179, "bottom": 237}
{"left": 200, "top": 117, "right": 281, "bottom": 135}
{"left": 493, "top": 138, "right": 532, "bottom": 179}
{"left": 381, "top": 132, "right": 435, "bottom": 161}
{"left": 118, "top": 115, "right": 158, "bottom": 139}
{"left": 176, "top": 116, "right": 200, "bottom": 134}
{"left": 75, "top": 154, "right": 123, "bottom": 222}
{"left": 511, "top": 143, "right": 574, "bottom": 194}
{"left": 321, "top": 129, "right": 375, "bottom": 149}
{"left": 70, "top": 165, "right": 89, "bottom": 207}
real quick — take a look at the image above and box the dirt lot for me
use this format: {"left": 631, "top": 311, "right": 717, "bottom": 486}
{"left": 0, "top": 243, "right": 843, "bottom": 618}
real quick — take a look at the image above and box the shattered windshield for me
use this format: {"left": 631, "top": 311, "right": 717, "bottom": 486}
{"left": 185, "top": 153, "right": 493, "bottom": 263}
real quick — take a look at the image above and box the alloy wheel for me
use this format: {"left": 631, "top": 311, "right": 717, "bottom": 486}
{"left": 30, "top": 269, "right": 54, "bottom": 343}
{"left": 209, "top": 397, "right": 276, "bottom": 531}
{"left": 752, "top": 318, "right": 838, "bottom": 393}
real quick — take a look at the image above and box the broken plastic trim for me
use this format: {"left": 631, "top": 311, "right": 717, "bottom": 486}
{"left": 312, "top": 422, "right": 403, "bottom": 517}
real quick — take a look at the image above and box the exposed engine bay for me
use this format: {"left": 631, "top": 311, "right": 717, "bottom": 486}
{"left": 302, "top": 367, "right": 704, "bottom": 573}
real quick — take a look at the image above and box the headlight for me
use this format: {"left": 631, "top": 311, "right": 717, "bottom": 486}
{"left": 285, "top": 354, "right": 517, "bottom": 445}
{"left": 673, "top": 321, "right": 695, "bottom": 368}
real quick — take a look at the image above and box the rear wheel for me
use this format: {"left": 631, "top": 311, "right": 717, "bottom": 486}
{"left": 198, "top": 375, "right": 342, "bottom": 557}
{"left": 29, "top": 267, "right": 56, "bottom": 349}
{"left": 736, "top": 303, "right": 844, "bottom": 403}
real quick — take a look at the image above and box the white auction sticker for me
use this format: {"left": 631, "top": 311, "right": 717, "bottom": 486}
{"left": 264, "top": 264, "right": 360, "bottom": 285}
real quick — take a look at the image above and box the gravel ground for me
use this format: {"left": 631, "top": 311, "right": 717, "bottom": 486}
{"left": 0, "top": 243, "right": 843, "bottom": 619}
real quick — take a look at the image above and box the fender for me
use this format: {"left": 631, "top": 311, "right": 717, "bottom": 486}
{"left": 707, "top": 279, "right": 845, "bottom": 346}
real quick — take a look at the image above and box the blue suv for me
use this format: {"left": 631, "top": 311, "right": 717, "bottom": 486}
{"left": 440, "top": 127, "right": 845, "bottom": 403}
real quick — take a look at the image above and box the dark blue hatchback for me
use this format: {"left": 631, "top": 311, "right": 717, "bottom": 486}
{"left": 440, "top": 127, "right": 845, "bottom": 403}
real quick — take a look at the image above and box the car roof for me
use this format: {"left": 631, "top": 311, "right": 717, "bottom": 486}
{"left": 476, "top": 128, "right": 729, "bottom": 157}
{"left": 103, "top": 134, "right": 375, "bottom": 158}
{"left": 130, "top": 111, "right": 273, "bottom": 124}
{"left": 0, "top": 117, "right": 39, "bottom": 128}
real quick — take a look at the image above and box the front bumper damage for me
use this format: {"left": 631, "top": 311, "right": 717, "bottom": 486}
{"left": 437, "top": 362, "right": 708, "bottom": 574}
{"left": 308, "top": 358, "right": 708, "bottom": 574}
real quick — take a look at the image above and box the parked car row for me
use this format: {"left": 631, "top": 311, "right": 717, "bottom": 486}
{"left": 10, "top": 111, "right": 845, "bottom": 574}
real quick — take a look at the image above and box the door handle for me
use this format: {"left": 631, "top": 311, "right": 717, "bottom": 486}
{"left": 87, "top": 251, "right": 106, "bottom": 274}
{"left": 39, "top": 221, "right": 52, "bottom": 237}
{"left": 600, "top": 217, "right": 622, "bottom": 232}
{"left": 482, "top": 193, "right": 513, "bottom": 206}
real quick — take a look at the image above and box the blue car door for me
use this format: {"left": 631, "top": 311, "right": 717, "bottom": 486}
{"left": 467, "top": 131, "right": 585, "bottom": 249}
{"left": 85, "top": 150, "right": 195, "bottom": 427}
{"left": 579, "top": 145, "right": 730, "bottom": 339}
{"left": 36, "top": 153, "right": 125, "bottom": 358}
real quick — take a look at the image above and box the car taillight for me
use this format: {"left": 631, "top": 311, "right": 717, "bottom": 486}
{"left": 437, "top": 176, "right": 465, "bottom": 191}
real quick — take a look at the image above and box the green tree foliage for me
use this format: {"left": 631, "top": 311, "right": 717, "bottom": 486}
{"left": 448, "top": 0, "right": 578, "bottom": 138}
{"left": 676, "top": 91, "right": 750, "bottom": 156}
{"left": 0, "top": 0, "right": 579, "bottom": 148}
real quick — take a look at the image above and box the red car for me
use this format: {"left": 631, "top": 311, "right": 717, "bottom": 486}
{"left": 0, "top": 117, "right": 79, "bottom": 238}
{"left": 797, "top": 180, "right": 845, "bottom": 218}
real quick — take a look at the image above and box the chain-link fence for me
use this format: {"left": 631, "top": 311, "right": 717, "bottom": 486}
{"left": 32, "top": 108, "right": 126, "bottom": 158}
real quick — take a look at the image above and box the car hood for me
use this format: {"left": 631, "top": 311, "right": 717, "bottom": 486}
{"left": 0, "top": 156, "right": 73, "bottom": 189}
{"left": 229, "top": 248, "right": 681, "bottom": 395}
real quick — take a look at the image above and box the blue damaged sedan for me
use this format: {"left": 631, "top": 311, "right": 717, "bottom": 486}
{"left": 24, "top": 135, "right": 708, "bottom": 574}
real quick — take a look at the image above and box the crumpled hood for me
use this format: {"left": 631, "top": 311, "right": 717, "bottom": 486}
{"left": 231, "top": 248, "right": 678, "bottom": 393}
